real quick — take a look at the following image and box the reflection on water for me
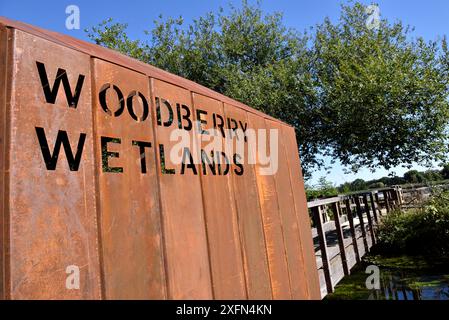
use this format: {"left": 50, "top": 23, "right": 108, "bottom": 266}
{"left": 326, "top": 255, "right": 449, "bottom": 300}
{"left": 369, "top": 273, "right": 449, "bottom": 300}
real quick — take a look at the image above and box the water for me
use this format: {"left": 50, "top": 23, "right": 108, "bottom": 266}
{"left": 326, "top": 254, "right": 449, "bottom": 300}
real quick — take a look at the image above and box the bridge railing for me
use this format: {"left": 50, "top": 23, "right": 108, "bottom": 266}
{"left": 307, "top": 187, "right": 403, "bottom": 298}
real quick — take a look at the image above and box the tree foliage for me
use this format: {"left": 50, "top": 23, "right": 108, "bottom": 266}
{"left": 313, "top": 2, "right": 449, "bottom": 172}
{"left": 86, "top": 1, "right": 449, "bottom": 178}
{"left": 306, "top": 176, "right": 338, "bottom": 199}
{"left": 308, "top": 165, "right": 449, "bottom": 197}
{"left": 403, "top": 170, "right": 426, "bottom": 184}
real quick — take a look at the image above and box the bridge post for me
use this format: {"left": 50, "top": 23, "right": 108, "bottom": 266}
{"left": 392, "top": 189, "right": 399, "bottom": 209}
{"left": 395, "top": 187, "right": 403, "bottom": 207}
{"left": 383, "top": 190, "right": 391, "bottom": 213}
{"left": 363, "top": 194, "right": 376, "bottom": 245}
{"left": 391, "top": 189, "right": 397, "bottom": 209}
{"left": 344, "top": 198, "right": 360, "bottom": 264}
{"left": 369, "top": 192, "right": 379, "bottom": 224}
{"left": 398, "top": 187, "right": 404, "bottom": 206}
{"left": 394, "top": 187, "right": 403, "bottom": 208}
{"left": 311, "top": 206, "right": 333, "bottom": 294}
{"left": 354, "top": 196, "right": 369, "bottom": 253}
{"left": 375, "top": 192, "right": 382, "bottom": 217}
{"left": 390, "top": 189, "right": 398, "bottom": 209}
{"left": 331, "top": 202, "right": 349, "bottom": 276}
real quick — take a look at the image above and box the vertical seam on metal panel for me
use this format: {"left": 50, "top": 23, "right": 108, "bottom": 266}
{"left": 222, "top": 102, "right": 249, "bottom": 299}
{"left": 245, "top": 111, "right": 273, "bottom": 299}
{"left": 147, "top": 77, "right": 169, "bottom": 299}
{"left": 263, "top": 119, "right": 293, "bottom": 299}
{"left": 89, "top": 58, "right": 106, "bottom": 300}
{"left": 2, "top": 27, "right": 13, "bottom": 300}
{"left": 246, "top": 117, "right": 276, "bottom": 299}
{"left": 190, "top": 91, "right": 215, "bottom": 299}
{"left": 0, "top": 25, "right": 7, "bottom": 301}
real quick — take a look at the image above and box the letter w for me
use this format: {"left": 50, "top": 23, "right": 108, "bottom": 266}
{"left": 36, "top": 61, "right": 85, "bottom": 108}
{"left": 35, "top": 127, "right": 86, "bottom": 171}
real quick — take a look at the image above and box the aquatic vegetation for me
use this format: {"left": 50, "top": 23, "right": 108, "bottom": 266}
{"left": 328, "top": 190, "right": 449, "bottom": 300}
{"left": 326, "top": 255, "right": 449, "bottom": 300}
{"left": 376, "top": 190, "right": 449, "bottom": 256}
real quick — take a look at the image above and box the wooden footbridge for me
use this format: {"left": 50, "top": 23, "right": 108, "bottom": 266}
{"left": 308, "top": 187, "right": 403, "bottom": 298}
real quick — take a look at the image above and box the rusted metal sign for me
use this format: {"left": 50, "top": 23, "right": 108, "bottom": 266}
{"left": 0, "top": 17, "right": 320, "bottom": 299}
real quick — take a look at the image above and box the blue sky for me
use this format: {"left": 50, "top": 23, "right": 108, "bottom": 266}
{"left": 1, "top": 0, "right": 447, "bottom": 186}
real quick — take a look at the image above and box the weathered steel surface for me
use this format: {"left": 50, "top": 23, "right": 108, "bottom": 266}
{"left": 281, "top": 126, "right": 321, "bottom": 299}
{"left": 150, "top": 79, "right": 212, "bottom": 299}
{"left": 0, "top": 17, "right": 320, "bottom": 300}
{"left": 247, "top": 113, "right": 290, "bottom": 299}
{"left": 227, "top": 106, "right": 274, "bottom": 299}
{"left": 191, "top": 94, "right": 246, "bottom": 299}
{"left": 7, "top": 29, "right": 101, "bottom": 299}
{"left": 267, "top": 120, "right": 308, "bottom": 299}
{"left": 92, "top": 59, "right": 166, "bottom": 299}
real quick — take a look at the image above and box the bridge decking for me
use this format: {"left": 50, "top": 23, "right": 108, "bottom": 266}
{"left": 312, "top": 213, "right": 385, "bottom": 298}
{"left": 307, "top": 188, "right": 402, "bottom": 298}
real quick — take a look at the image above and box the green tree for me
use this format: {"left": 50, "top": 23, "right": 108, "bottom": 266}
{"left": 306, "top": 177, "right": 338, "bottom": 200}
{"left": 338, "top": 182, "right": 351, "bottom": 194}
{"left": 423, "top": 170, "right": 442, "bottom": 182}
{"left": 350, "top": 178, "right": 367, "bottom": 191}
{"left": 316, "top": 176, "right": 338, "bottom": 196}
{"left": 312, "top": 2, "right": 449, "bottom": 172}
{"left": 86, "top": 1, "right": 449, "bottom": 177}
{"left": 368, "top": 181, "right": 385, "bottom": 189}
{"left": 403, "top": 170, "right": 426, "bottom": 184}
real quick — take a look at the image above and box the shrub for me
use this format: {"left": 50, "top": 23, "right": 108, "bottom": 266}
{"left": 368, "top": 182, "right": 385, "bottom": 189}
{"left": 377, "top": 190, "right": 449, "bottom": 256}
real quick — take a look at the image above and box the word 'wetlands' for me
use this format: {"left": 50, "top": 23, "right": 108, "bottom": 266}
{"left": 33, "top": 61, "right": 278, "bottom": 175}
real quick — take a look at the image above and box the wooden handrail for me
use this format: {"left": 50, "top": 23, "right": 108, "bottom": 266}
{"left": 307, "top": 186, "right": 402, "bottom": 298}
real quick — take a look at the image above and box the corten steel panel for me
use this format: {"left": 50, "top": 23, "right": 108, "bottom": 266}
{"left": 246, "top": 112, "right": 291, "bottom": 299}
{"left": 281, "top": 126, "right": 321, "bottom": 299}
{"left": 223, "top": 105, "right": 274, "bottom": 299}
{"left": 7, "top": 30, "right": 101, "bottom": 299}
{"left": 91, "top": 59, "right": 166, "bottom": 299}
{"left": 266, "top": 119, "right": 308, "bottom": 299}
{"left": 150, "top": 79, "right": 213, "bottom": 299}
{"left": 0, "top": 24, "right": 9, "bottom": 300}
{"left": 191, "top": 94, "right": 246, "bottom": 299}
